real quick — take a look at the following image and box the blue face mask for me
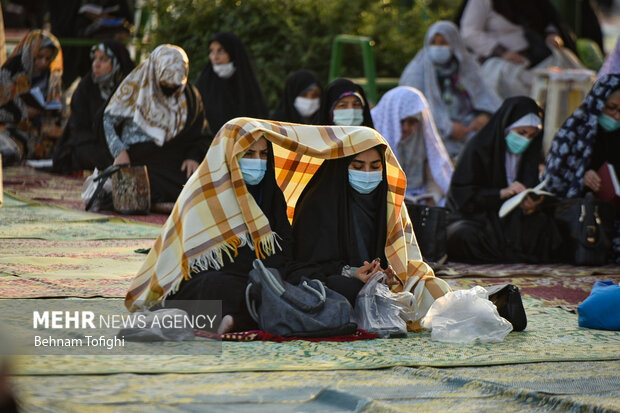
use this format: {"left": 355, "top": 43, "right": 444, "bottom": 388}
{"left": 238, "top": 158, "right": 267, "bottom": 185}
{"left": 348, "top": 169, "right": 383, "bottom": 194}
{"left": 333, "top": 108, "right": 364, "bottom": 126}
{"left": 428, "top": 45, "right": 452, "bottom": 65}
{"left": 505, "top": 131, "right": 532, "bottom": 154}
{"left": 598, "top": 113, "right": 620, "bottom": 131}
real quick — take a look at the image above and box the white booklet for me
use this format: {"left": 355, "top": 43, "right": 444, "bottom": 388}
{"left": 498, "top": 179, "right": 554, "bottom": 218}
{"left": 21, "top": 87, "right": 62, "bottom": 111}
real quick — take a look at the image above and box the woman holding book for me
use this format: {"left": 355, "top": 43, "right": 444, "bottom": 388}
{"left": 446, "top": 96, "right": 562, "bottom": 263}
{"left": 545, "top": 74, "right": 620, "bottom": 263}
{"left": 0, "top": 30, "right": 63, "bottom": 162}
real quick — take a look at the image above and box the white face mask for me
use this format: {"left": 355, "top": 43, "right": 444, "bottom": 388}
{"left": 213, "top": 62, "right": 236, "bottom": 79}
{"left": 333, "top": 108, "right": 364, "bottom": 126}
{"left": 294, "top": 96, "right": 320, "bottom": 118}
{"left": 428, "top": 45, "right": 453, "bottom": 65}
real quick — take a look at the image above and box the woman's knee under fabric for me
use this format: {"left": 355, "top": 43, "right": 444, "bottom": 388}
{"left": 128, "top": 141, "right": 188, "bottom": 203}
{"left": 166, "top": 270, "right": 258, "bottom": 332}
{"left": 447, "top": 220, "right": 503, "bottom": 263}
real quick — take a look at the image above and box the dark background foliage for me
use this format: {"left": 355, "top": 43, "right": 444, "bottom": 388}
{"left": 146, "top": 0, "right": 457, "bottom": 110}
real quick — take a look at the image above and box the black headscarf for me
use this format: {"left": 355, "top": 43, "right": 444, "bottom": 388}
{"left": 455, "top": 0, "right": 577, "bottom": 53}
{"left": 292, "top": 147, "right": 388, "bottom": 278}
{"left": 214, "top": 141, "right": 294, "bottom": 276}
{"left": 195, "top": 32, "right": 268, "bottom": 134}
{"left": 318, "top": 78, "right": 374, "bottom": 127}
{"left": 270, "top": 70, "right": 321, "bottom": 124}
{"left": 447, "top": 96, "right": 544, "bottom": 219}
{"left": 97, "top": 39, "right": 135, "bottom": 83}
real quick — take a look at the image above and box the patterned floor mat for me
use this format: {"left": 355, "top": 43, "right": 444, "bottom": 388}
{"left": 446, "top": 274, "right": 620, "bottom": 307}
{"left": 6, "top": 298, "right": 619, "bottom": 376}
{"left": 436, "top": 261, "right": 620, "bottom": 278}
{"left": 11, "top": 362, "right": 620, "bottom": 412}
{"left": 2, "top": 166, "right": 169, "bottom": 225}
{"left": 0, "top": 239, "right": 151, "bottom": 298}
{"left": 0, "top": 193, "right": 161, "bottom": 241}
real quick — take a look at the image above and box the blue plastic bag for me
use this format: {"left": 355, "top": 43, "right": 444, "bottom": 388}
{"left": 577, "top": 281, "right": 620, "bottom": 331}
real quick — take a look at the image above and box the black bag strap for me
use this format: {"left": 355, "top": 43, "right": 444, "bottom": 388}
{"left": 85, "top": 164, "right": 125, "bottom": 211}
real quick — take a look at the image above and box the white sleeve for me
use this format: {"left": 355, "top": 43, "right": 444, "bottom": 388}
{"left": 460, "top": 0, "right": 499, "bottom": 58}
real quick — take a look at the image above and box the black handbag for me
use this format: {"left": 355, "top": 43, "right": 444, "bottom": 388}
{"left": 406, "top": 203, "right": 449, "bottom": 263}
{"left": 554, "top": 193, "right": 614, "bottom": 266}
{"left": 486, "top": 284, "right": 527, "bottom": 332}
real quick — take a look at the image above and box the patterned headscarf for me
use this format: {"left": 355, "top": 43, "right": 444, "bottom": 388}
{"left": 125, "top": 118, "right": 434, "bottom": 311}
{"left": 104, "top": 44, "right": 189, "bottom": 146}
{"left": 545, "top": 74, "right": 620, "bottom": 198}
{"left": 371, "top": 86, "right": 454, "bottom": 194}
{"left": 0, "top": 30, "right": 63, "bottom": 106}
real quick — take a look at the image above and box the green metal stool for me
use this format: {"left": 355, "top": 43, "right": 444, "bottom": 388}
{"left": 328, "top": 34, "right": 399, "bottom": 104}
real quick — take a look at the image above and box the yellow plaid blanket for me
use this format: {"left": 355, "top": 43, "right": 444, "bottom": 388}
{"left": 125, "top": 118, "right": 433, "bottom": 311}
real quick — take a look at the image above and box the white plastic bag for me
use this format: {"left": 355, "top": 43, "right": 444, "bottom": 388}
{"left": 420, "top": 286, "right": 513, "bottom": 344}
{"left": 354, "top": 272, "right": 418, "bottom": 338}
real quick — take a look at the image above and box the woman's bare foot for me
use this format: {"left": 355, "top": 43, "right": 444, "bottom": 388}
{"left": 217, "top": 315, "right": 234, "bottom": 334}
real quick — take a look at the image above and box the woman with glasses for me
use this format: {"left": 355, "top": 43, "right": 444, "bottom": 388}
{"left": 545, "top": 74, "right": 620, "bottom": 263}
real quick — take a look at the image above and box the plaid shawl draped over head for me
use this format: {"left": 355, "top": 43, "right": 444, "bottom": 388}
{"left": 125, "top": 118, "right": 433, "bottom": 311}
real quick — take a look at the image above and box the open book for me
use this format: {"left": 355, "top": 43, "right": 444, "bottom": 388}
{"left": 404, "top": 192, "right": 436, "bottom": 204}
{"left": 78, "top": 3, "right": 121, "bottom": 16}
{"left": 20, "top": 87, "right": 62, "bottom": 111}
{"left": 498, "top": 180, "right": 554, "bottom": 218}
{"left": 595, "top": 162, "right": 620, "bottom": 209}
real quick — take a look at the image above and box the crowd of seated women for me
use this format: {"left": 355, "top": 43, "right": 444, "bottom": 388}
{"left": 1, "top": 1, "right": 619, "bottom": 334}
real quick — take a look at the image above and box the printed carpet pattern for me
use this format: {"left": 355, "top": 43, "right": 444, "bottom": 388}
{"left": 0, "top": 239, "right": 152, "bottom": 298}
{"left": 3, "top": 166, "right": 620, "bottom": 412}
{"left": 6, "top": 298, "right": 620, "bottom": 376}
{"left": 2, "top": 166, "right": 169, "bottom": 225}
{"left": 436, "top": 261, "right": 620, "bottom": 278}
{"left": 0, "top": 193, "right": 161, "bottom": 241}
{"left": 11, "top": 362, "right": 620, "bottom": 412}
{"left": 446, "top": 274, "right": 620, "bottom": 307}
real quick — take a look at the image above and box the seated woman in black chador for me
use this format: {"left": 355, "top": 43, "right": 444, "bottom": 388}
{"left": 292, "top": 146, "right": 402, "bottom": 304}
{"left": 102, "top": 45, "right": 211, "bottom": 204}
{"left": 53, "top": 40, "right": 134, "bottom": 173}
{"left": 319, "top": 78, "right": 374, "bottom": 127}
{"left": 195, "top": 32, "right": 268, "bottom": 134}
{"left": 166, "top": 136, "right": 296, "bottom": 333}
{"left": 270, "top": 69, "right": 322, "bottom": 124}
{"left": 446, "top": 96, "right": 562, "bottom": 263}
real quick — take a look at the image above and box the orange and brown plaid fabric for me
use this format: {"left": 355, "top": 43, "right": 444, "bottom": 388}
{"left": 125, "top": 118, "right": 434, "bottom": 311}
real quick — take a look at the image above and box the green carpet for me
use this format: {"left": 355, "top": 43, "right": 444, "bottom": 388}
{"left": 0, "top": 193, "right": 161, "bottom": 240}
{"left": 7, "top": 298, "right": 620, "bottom": 376}
{"left": 12, "top": 361, "right": 620, "bottom": 412}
